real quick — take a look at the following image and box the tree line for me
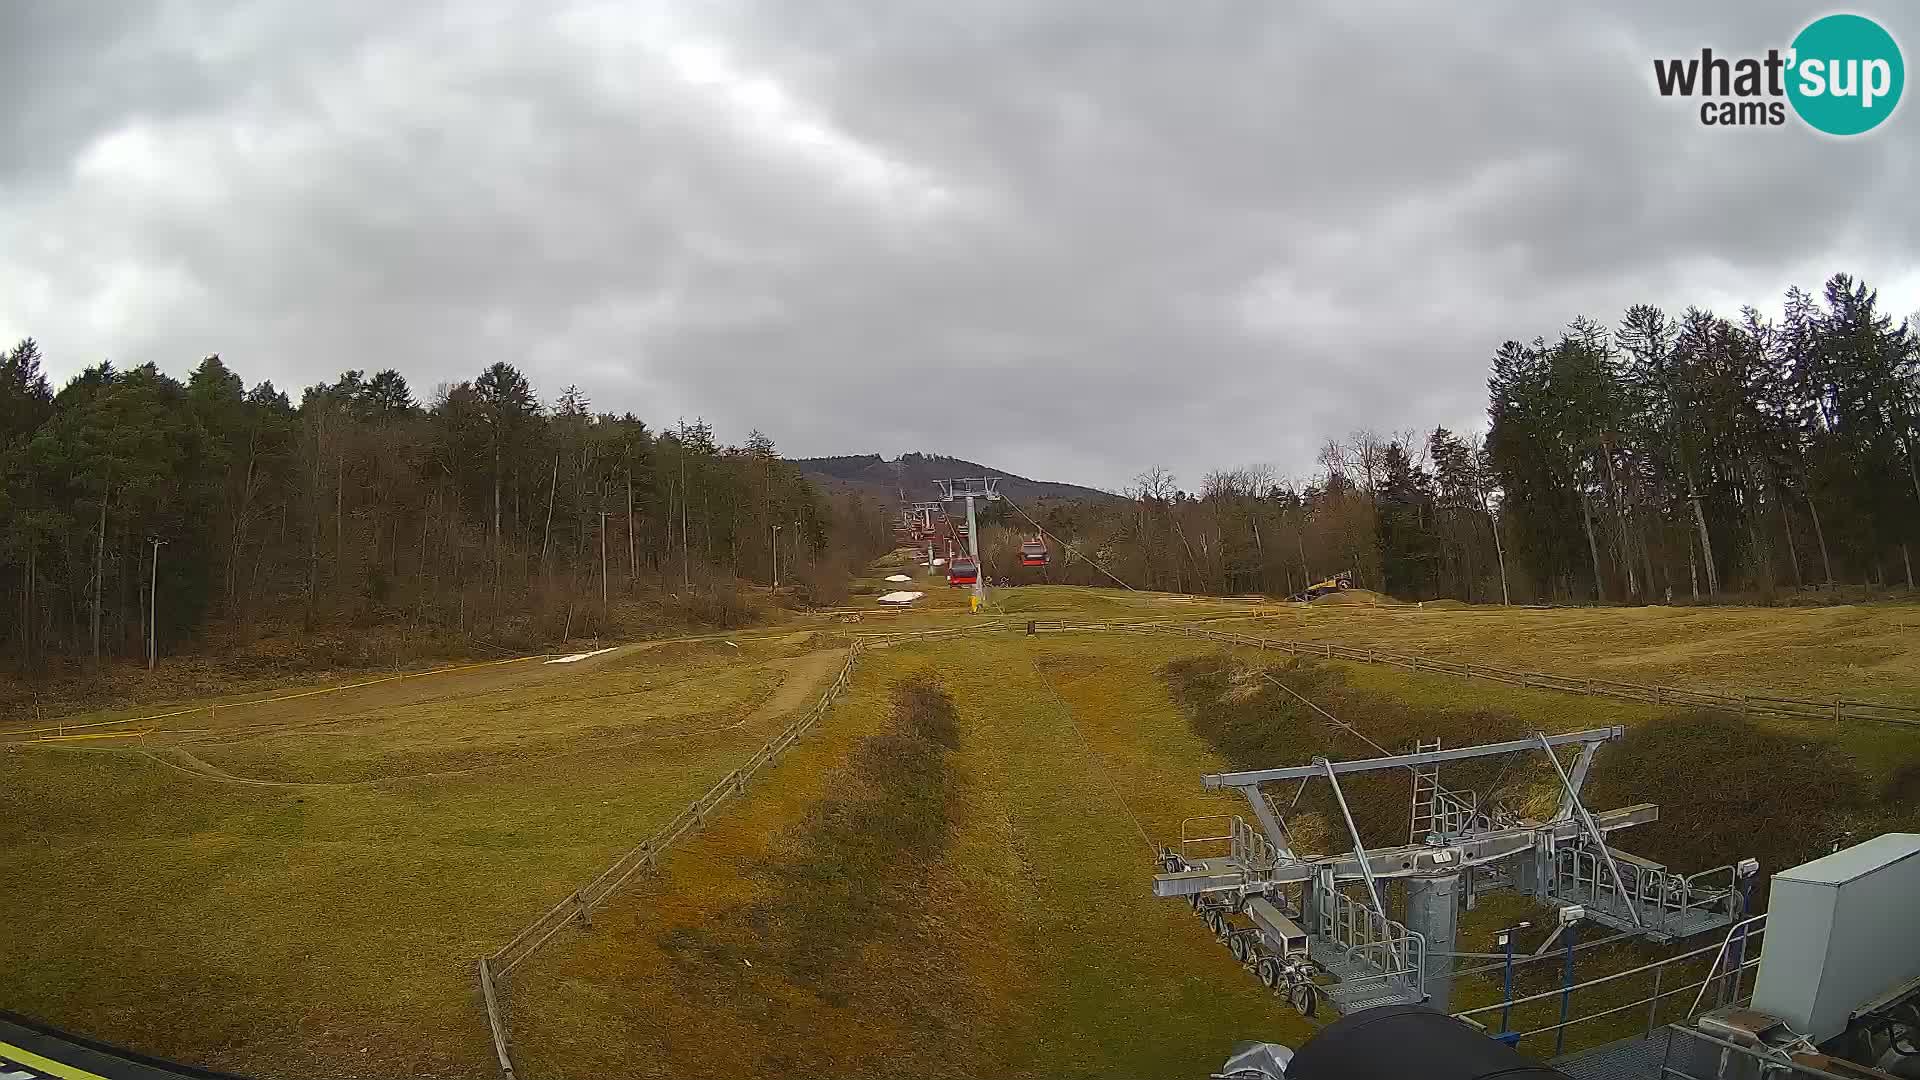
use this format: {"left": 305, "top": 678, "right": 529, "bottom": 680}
{"left": 0, "top": 349, "right": 891, "bottom": 675}
{"left": 991, "top": 274, "right": 1920, "bottom": 604}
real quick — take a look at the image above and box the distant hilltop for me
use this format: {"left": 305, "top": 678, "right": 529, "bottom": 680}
{"left": 791, "top": 452, "right": 1116, "bottom": 507}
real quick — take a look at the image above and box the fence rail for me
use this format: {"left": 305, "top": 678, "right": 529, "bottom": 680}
{"left": 1033, "top": 621, "right": 1920, "bottom": 728}
{"left": 1454, "top": 918, "right": 1768, "bottom": 1053}
{"left": 474, "top": 621, "right": 1020, "bottom": 1077}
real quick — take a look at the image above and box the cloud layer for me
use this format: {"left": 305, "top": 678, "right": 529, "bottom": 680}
{"left": 5, "top": 1, "right": 1917, "bottom": 491}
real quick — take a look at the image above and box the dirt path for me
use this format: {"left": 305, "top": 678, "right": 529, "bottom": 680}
{"left": 743, "top": 649, "right": 846, "bottom": 725}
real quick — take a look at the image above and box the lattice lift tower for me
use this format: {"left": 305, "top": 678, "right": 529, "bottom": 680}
{"left": 1152, "top": 728, "right": 1759, "bottom": 1016}
{"left": 935, "top": 478, "right": 999, "bottom": 604}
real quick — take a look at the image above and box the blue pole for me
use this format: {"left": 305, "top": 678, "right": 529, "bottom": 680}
{"left": 1500, "top": 933, "right": 1516, "bottom": 1035}
{"left": 1727, "top": 877, "right": 1755, "bottom": 1001}
{"left": 1556, "top": 922, "right": 1580, "bottom": 1056}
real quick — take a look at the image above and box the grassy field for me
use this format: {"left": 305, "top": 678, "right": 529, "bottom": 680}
{"left": 4, "top": 575, "right": 1918, "bottom": 1078}
{"left": 0, "top": 633, "right": 853, "bottom": 1079}
{"left": 506, "top": 634, "right": 1305, "bottom": 1080}
{"left": 1238, "top": 593, "right": 1920, "bottom": 704}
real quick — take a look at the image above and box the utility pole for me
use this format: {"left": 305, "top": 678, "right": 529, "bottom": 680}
{"left": 147, "top": 537, "right": 167, "bottom": 671}
{"left": 771, "top": 523, "right": 782, "bottom": 590}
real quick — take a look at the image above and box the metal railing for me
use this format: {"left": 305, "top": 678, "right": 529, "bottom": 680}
{"left": 1454, "top": 916, "right": 1768, "bottom": 1052}
{"left": 1318, "top": 886, "right": 1426, "bottom": 998}
{"left": 1431, "top": 788, "right": 1483, "bottom": 839}
{"left": 1553, "top": 847, "right": 1740, "bottom": 935}
{"left": 1180, "top": 814, "right": 1282, "bottom": 871}
{"left": 1659, "top": 1024, "right": 1859, "bottom": 1080}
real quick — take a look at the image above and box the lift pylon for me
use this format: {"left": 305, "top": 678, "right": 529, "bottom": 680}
{"left": 933, "top": 479, "right": 1000, "bottom": 606}
{"left": 1156, "top": 727, "right": 1755, "bottom": 1017}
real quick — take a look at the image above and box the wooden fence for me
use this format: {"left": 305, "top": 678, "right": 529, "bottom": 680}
{"left": 477, "top": 641, "right": 865, "bottom": 1078}
{"left": 475, "top": 623, "right": 1021, "bottom": 1077}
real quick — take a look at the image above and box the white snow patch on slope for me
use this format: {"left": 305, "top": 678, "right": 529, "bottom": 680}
{"left": 545, "top": 646, "right": 619, "bottom": 665}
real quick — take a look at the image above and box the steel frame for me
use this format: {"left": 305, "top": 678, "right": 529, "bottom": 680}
{"left": 1155, "top": 725, "right": 1752, "bottom": 1018}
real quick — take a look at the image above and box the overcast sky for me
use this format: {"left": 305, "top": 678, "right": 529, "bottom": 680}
{"left": 4, "top": 2, "right": 1916, "bottom": 493}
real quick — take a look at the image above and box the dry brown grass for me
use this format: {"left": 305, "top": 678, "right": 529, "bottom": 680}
{"left": 0, "top": 639, "right": 845, "bottom": 1080}
{"left": 7, "top": 581, "right": 1918, "bottom": 1078}
{"left": 1254, "top": 600, "right": 1920, "bottom": 704}
{"left": 507, "top": 635, "right": 1305, "bottom": 1080}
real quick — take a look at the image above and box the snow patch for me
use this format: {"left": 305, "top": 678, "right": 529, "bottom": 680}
{"left": 877, "top": 591, "right": 925, "bottom": 604}
{"left": 886, "top": 573, "right": 912, "bottom": 582}
{"left": 545, "top": 646, "right": 619, "bottom": 665}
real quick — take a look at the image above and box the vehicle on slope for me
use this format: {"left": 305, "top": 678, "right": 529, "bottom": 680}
{"left": 1291, "top": 570, "right": 1353, "bottom": 602}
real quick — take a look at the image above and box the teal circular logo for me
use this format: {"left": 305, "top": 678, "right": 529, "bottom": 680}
{"left": 1787, "top": 14, "right": 1904, "bottom": 135}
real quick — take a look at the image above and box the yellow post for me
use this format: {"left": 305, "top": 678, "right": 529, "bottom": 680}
{"left": 969, "top": 594, "right": 981, "bottom": 614}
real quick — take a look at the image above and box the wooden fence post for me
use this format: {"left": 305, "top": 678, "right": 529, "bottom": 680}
{"left": 479, "top": 957, "right": 517, "bottom": 1080}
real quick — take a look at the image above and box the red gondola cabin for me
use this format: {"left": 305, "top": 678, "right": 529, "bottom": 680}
{"left": 947, "top": 557, "right": 979, "bottom": 587}
{"left": 1020, "top": 538, "right": 1049, "bottom": 567}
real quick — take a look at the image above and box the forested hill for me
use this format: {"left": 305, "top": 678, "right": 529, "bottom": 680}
{"left": 0, "top": 351, "right": 894, "bottom": 680}
{"left": 793, "top": 452, "right": 1117, "bottom": 506}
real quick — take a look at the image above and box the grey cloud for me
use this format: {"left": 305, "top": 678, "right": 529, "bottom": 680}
{"left": 3, "top": 0, "right": 1917, "bottom": 493}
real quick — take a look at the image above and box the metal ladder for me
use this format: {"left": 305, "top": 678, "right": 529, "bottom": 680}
{"left": 1409, "top": 738, "right": 1441, "bottom": 843}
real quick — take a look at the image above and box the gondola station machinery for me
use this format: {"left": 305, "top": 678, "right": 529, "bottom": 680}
{"left": 1153, "top": 727, "right": 1757, "bottom": 1016}
{"left": 1160, "top": 723, "right": 1920, "bottom": 1080}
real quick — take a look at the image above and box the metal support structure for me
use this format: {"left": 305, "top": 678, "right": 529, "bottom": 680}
{"left": 1405, "top": 874, "right": 1461, "bottom": 1012}
{"left": 1495, "top": 922, "right": 1528, "bottom": 1037}
{"left": 964, "top": 494, "right": 983, "bottom": 605}
{"left": 1319, "top": 757, "right": 1398, "bottom": 970}
{"left": 1204, "top": 727, "right": 1623, "bottom": 788}
{"left": 1240, "top": 786, "right": 1297, "bottom": 859}
{"left": 1155, "top": 723, "right": 1748, "bottom": 1023}
{"left": 1554, "top": 741, "right": 1601, "bottom": 821}
{"left": 1556, "top": 920, "right": 1581, "bottom": 1055}
{"left": 935, "top": 478, "right": 1000, "bottom": 607}
{"left": 1535, "top": 732, "right": 1642, "bottom": 928}
{"left": 1154, "top": 804, "right": 1661, "bottom": 898}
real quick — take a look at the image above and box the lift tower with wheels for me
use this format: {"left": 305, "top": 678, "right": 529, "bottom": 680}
{"left": 934, "top": 478, "right": 1000, "bottom": 607}
{"left": 1154, "top": 728, "right": 1758, "bottom": 1017}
